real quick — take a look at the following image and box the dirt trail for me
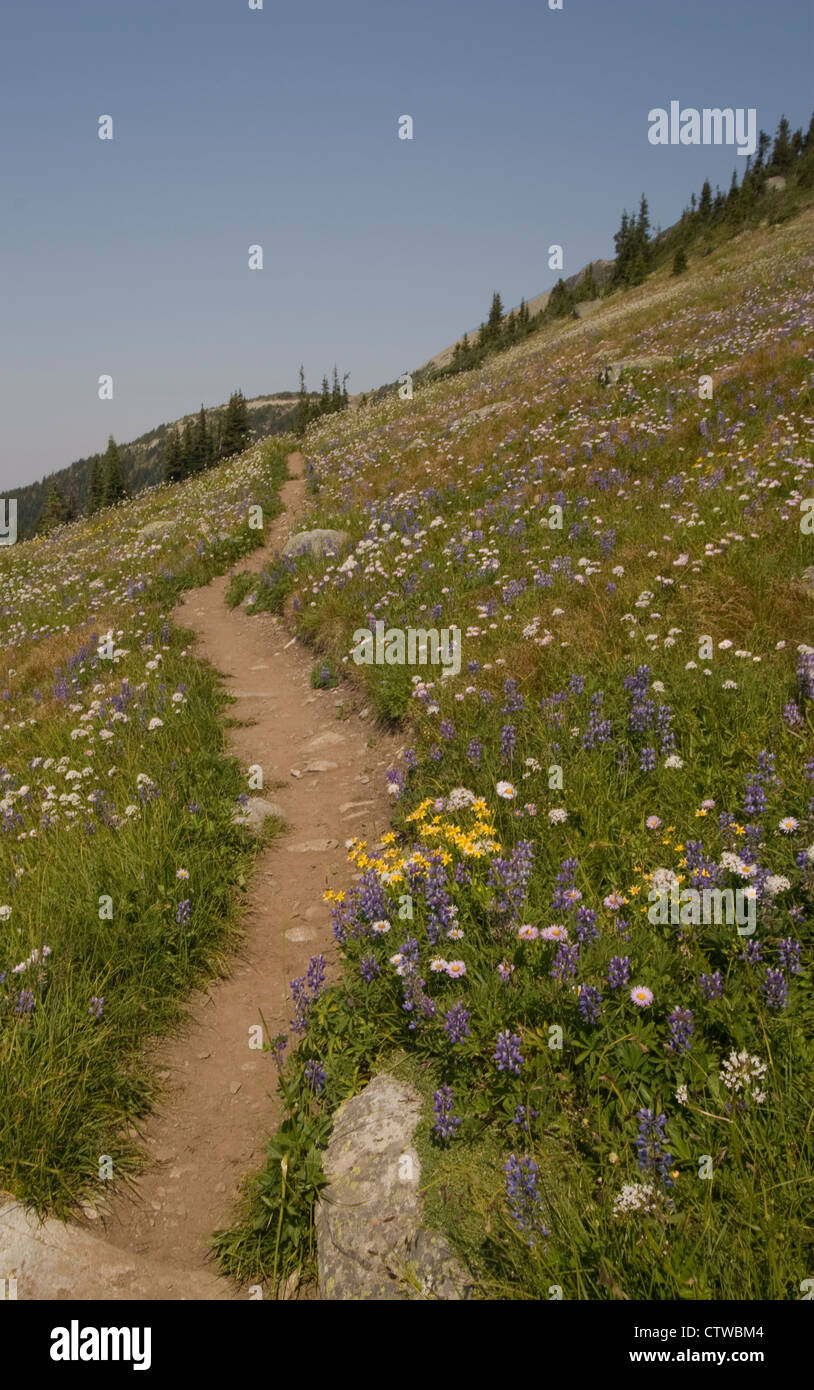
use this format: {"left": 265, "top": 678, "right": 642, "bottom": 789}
{"left": 71, "top": 451, "right": 397, "bottom": 1296}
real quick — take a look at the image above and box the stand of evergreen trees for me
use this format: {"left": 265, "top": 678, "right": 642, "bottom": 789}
{"left": 424, "top": 111, "right": 814, "bottom": 386}
{"left": 295, "top": 365, "right": 350, "bottom": 436}
{"left": 38, "top": 435, "right": 130, "bottom": 532}
{"left": 163, "top": 390, "right": 250, "bottom": 484}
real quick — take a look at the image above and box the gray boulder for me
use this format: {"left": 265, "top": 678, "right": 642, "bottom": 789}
{"left": 598, "top": 354, "right": 672, "bottom": 385}
{"left": 800, "top": 567, "right": 814, "bottom": 596}
{"left": 573, "top": 298, "right": 602, "bottom": 320}
{"left": 233, "top": 797, "right": 284, "bottom": 832}
{"left": 281, "top": 529, "right": 349, "bottom": 559}
{"left": 316, "top": 1073, "right": 473, "bottom": 1300}
{"left": 765, "top": 175, "right": 787, "bottom": 193}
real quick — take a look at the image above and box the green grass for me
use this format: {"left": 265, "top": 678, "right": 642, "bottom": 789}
{"left": 0, "top": 438, "right": 291, "bottom": 1214}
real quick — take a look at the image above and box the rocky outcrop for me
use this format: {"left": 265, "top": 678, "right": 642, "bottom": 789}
{"left": 598, "top": 354, "right": 672, "bottom": 385}
{"left": 315, "top": 1073, "right": 473, "bottom": 1300}
{"left": 573, "top": 298, "right": 602, "bottom": 319}
{"left": 281, "top": 529, "right": 349, "bottom": 559}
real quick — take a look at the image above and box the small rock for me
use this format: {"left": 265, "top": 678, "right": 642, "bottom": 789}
{"left": 339, "top": 800, "right": 376, "bottom": 815}
{"left": 286, "top": 926, "right": 316, "bottom": 943}
{"left": 229, "top": 1082, "right": 241, "bottom": 1095}
{"left": 197, "top": 1051, "right": 211, "bottom": 1061}
{"left": 286, "top": 839, "right": 338, "bottom": 853}
{"left": 302, "top": 760, "right": 338, "bottom": 773}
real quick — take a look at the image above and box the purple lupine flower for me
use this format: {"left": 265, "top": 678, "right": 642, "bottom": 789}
{"left": 360, "top": 954, "right": 380, "bottom": 983}
{"left": 777, "top": 939, "right": 802, "bottom": 975}
{"left": 666, "top": 1006, "right": 694, "bottom": 1054}
{"left": 175, "top": 898, "right": 191, "bottom": 925}
{"left": 577, "top": 984, "right": 602, "bottom": 1025}
{"left": 698, "top": 970, "right": 724, "bottom": 1000}
{"left": 762, "top": 968, "right": 789, "bottom": 1012}
{"left": 500, "top": 724, "right": 516, "bottom": 760}
{"left": 551, "top": 857, "right": 579, "bottom": 910}
{"left": 783, "top": 700, "right": 803, "bottom": 727}
{"left": 433, "top": 1085, "right": 461, "bottom": 1140}
{"left": 15, "top": 989, "right": 36, "bottom": 1015}
{"left": 740, "top": 940, "right": 763, "bottom": 965}
{"left": 635, "top": 1109, "right": 673, "bottom": 1183}
{"left": 269, "top": 1034, "right": 287, "bottom": 1070}
{"left": 443, "top": 1001, "right": 471, "bottom": 1046}
{"left": 513, "top": 1104, "right": 539, "bottom": 1132}
{"left": 503, "top": 679, "right": 525, "bottom": 711}
{"left": 467, "top": 738, "right": 482, "bottom": 766}
{"left": 504, "top": 1154, "right": 549, "bottom": 1245}
{"left": 403, "top": 748, "right": 418, "bottom": 770}
{"left": 574, "top": 906, "right": 598, "bottom": 944}
{"left": 440, "top": 720, "right": 456, "bottom": 742}
{"left": 386, "top": 767, "right": 405, "bottom": 798}
{"left": 494, "top": 1030, "right": 524, "bottom": 1074}
{"left": 304, "top": 1059, "right": 326, "bottom": 1094}
{"left": 429, "top": 745, "right": 442, "bottom": 762}
{"left": 88, "top": 996, "right": 104, "bottom": 1020}
{"left": 290, "top": 955, "right": 327, "bottom": 1033}
{"left": 640, "top": 747, "right": 656, "bottom": 773}
{"left": 608, "top": 955, "right": 631, "bottom": 988}
{"left": 551, "top": 942, "right": 580, "bottom": 981}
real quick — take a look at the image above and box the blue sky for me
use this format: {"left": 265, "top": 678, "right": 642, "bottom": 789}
{"left": 1, "top": 0, "right": 811, "bottom": 487}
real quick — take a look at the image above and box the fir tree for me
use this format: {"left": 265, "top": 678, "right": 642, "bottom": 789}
{"left": 103, "top": 436, "right": 128, "bottom": 505}
{"left": 87, "top": 454, "right": 106, "bottom": 514}
{"left": 37, "top": 483, "right": 67, "bottom": 534}
{"left": 672, "top": 247, "right": 688, "bottom": 275}
{"left": 194, "top": 405, "right": 210, "bottom": 472}
{"left": 164, "top": 428, "right": 184, "bottom": 483}
{"left": 296, "top": 364, "right": 309, "bottom": 437}
{"left": 181, "top": 418, "right": 196, "bottom": 477}
{"left": 486, "top": 292, "right": 504, "bottom": 338}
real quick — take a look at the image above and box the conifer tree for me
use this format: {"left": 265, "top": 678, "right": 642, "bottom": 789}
{"left": 164, "top": 427, "right": 184, "bottom": 483}
{"left": 698, "top": 180, "right": 712, "bottom": 219}
{"left": 181, "top": 418, "right": 196, "bottom": 477}
{"left": 37, "top": 483, "right": 67, "bottom": 534}
{"left": 194, "top": 405, "right": 210, "bottom": 473}
{"left": 487, "top": 292, "right": 504, "bottom": 339}
{"left": 87, "top": 454, "right": 106, "bottom": 515}
{"left": 771, "top": 116, "right": 792, "bottom": 172}
{"left": 103, "top": 436, "right": 128, "bottom": 505}
{"left": 672, "top": 247, "right": 688, "bottom": 275}
{"left": 330, "top": 365, "right": 342, "bottom": 412}
{"left": 296, "top": 364, "right": 310, "bottom": 437}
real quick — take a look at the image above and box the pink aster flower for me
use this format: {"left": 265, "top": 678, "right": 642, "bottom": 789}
{"left": 630, "top": 985, "right": 654, "bottom": 1008}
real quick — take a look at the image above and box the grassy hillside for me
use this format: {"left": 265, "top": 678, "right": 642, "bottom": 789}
{"left": 0, "top": 437, "right": 290, "bottom": 1213}
{"left": 217, "top": 205, "right": 814, "bottom": 1299}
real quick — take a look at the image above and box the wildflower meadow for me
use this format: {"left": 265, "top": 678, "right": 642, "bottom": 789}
{"left": 216, "top": 208, "right": 814, "bottom": 1299}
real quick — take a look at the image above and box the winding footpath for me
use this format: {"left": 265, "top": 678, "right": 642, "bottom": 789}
{"left": 1, "top": 452, "right": 400, "bottom": 1299}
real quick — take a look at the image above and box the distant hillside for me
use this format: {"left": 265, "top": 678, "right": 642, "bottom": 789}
{"left": 10, "top": 392, "right": 301, "bottom": 539}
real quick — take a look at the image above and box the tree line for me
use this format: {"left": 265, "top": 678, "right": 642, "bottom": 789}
{"left": 295, "top": 364, "right": 350, "bottom": 436}
{"left": 430, "top": 111, "right": 814, "bottom": 383}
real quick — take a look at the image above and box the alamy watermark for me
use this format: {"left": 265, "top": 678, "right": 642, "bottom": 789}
{"left": 648, "top": 103, "right": 757, "bottom": 157}
{"left": 351, "top": 620, "right": 461, "bottom": 677}
{"left": 648, "top": 886, "right": 756, "bottom": 935}
{"left": 0, "top": 499, "right": 17, "bottom": 545}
